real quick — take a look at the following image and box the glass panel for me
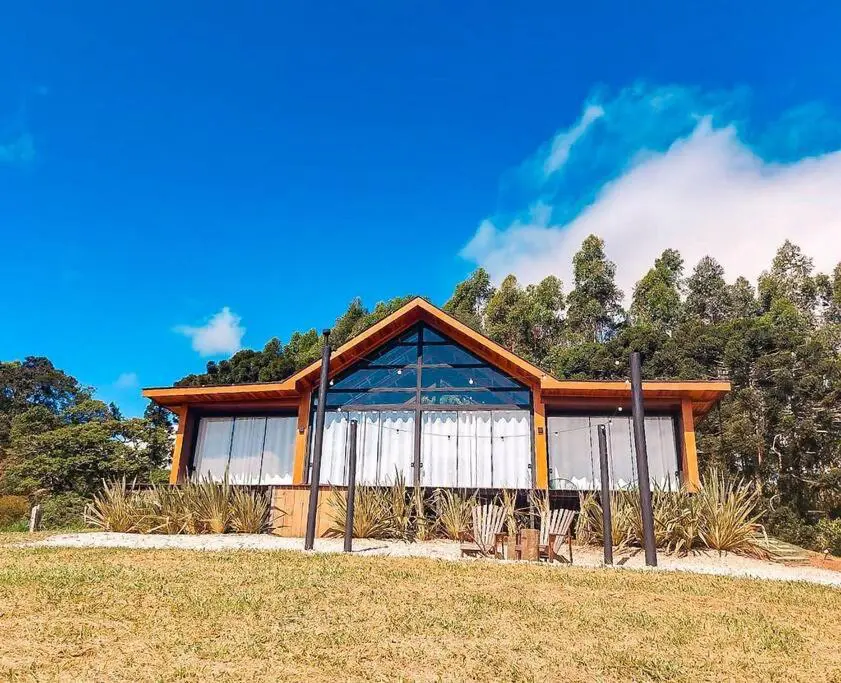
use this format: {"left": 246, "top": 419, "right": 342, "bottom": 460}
{"left": 420, "top": 411, "right": 458, "bottom": 487}
{"left": 422, "top": 327, "right": 447, "bottom": 342}
{"left": 642, "top": 416, "right": 679, "bottom": 490}
{"left": 316, "top": 412, "right": 348, "bottom": 485}
{"left": 421, "top": 343, "right": 484, "bottom": 366}
{"left": 420, "top": 390, "right": 530, "bottom": 406}
{"left": 398, "top": 328, "right": 419, "bottom": 343}
{"left": 421, "top": 366, "right": 521, "bottom": 390}
{"left": 491, "top": 411, "right": 532, "bottom": 488}
{"left": 227, "top": 417, "right": 267, "bottom": 484}
{"left": 260, "top": 416, "right": 296, "bottom": 485}
{"left": 378, "top": 411, "right": 415, "bottom": 484}
{"left": 608, "top": 417, "right": 636, "bottom": 488}
{"left": 457, "top": 411, "right": 493, "bottom": 487}
{"left": 327, "top": 390, "right": 416, "bottom": 408}
{"left": 364, "top": 344, "right": 418, "bottom": 366}
{"left": 331, "top": 367, "right": 417, "bottom": 390}
{"left": 193, "top": 417, "right": 234, "bottom": 481}
{"left": 547, "top": 416, "right": 596, "bottom": 490}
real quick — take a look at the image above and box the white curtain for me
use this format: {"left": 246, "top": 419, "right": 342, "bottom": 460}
{"left": 547, "top": 416, "right": 593, "bottom": 490}
{"left": 457, "top": 412, "right": 492, "bottom": 488}
{"left": 491, "top": 411, "right": 531, "bottom": 488}
{"left": 355, "top": 411, "right": 382, "bottom": 485}
{"left": 379, "top": 411, "right": 415, "bottom": 484}
{"left": 547, "top": 414, "right": 679, "bottom": 490}
{"left": 261, "top": 416, "right": 297, "bottom": 484}
{"left": 193, "top": 417, "right": 234, "bottom": 480}
{"left": 642, "top": 416, "right": 679, "bottom": 490}
{"left": 421, "top": 412, "right": 458, "bottom": 487}
{"left": 227, "top": 417, "right": 266, "bottom": 484}
{"left": 317, "top": 412, "right": 349, "bottom": 485}
{"left": 608, "top": 417, "right": 636, "bottom": 488}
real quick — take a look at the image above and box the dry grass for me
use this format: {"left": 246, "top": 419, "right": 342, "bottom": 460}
{"left": 0, "top": 540, "right": 840, "bottom": 681}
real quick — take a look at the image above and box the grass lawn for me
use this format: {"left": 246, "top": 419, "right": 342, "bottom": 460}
{"left": 1, "top": 538, "right": 840, "bottom": 682}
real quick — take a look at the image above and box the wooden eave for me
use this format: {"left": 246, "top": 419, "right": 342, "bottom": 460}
{"left": 142, "top": 298, "right": 731, "bottom": 418}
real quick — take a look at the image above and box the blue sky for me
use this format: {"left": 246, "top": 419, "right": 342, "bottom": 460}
{"left": 3, "top": 2, "right": 841, "bottom": 416}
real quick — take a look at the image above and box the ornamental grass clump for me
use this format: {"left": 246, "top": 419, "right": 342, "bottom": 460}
{"left": 576, "top": 469, "right": 766, "bottom": 557}
{"left": 86, "top": 476, "right": 274, "bottom": 535}
{"left": 229, "top": 487, "right": 270, "bottom": 533}
{"left": 433, "top": 488, "right": 475, "bottom": 540}
{"left": 328, "top": 484, "right": 396, "bottom": 539}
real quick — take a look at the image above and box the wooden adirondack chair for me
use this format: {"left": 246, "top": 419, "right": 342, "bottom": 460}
{"left": 539, "top": 507, "right": 576, "bottom": 564}
{"left": 460, "top": 504, "right": 507, "bottom": 558}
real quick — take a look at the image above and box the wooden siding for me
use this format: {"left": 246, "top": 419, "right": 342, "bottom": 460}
{"left": 270, "top": 485, "right": 345, "bottom": 538}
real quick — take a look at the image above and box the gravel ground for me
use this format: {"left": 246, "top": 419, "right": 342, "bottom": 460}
{"left": 25, "top": 532, "right": 841, "bottom": 587}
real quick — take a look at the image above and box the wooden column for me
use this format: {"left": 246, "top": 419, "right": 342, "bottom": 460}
{"left": 680, "top": 399, "right": 700, "bottom": 492}
{"left": 169, "top": 406, "right": 189, "bottom": 484}
{"left": 292, "top": 387, "right": 312, "bottom": 485}
{"left": 532, "top": 391, "right": 549, "bottom": 489}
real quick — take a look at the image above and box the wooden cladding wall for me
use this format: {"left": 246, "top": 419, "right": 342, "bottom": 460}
{"left": 270, "top": 485, "right": 346, "bottom": 538}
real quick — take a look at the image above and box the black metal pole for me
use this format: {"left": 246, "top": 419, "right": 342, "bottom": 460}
{"left": 304, "top": 329, "right": 332, "bottom": 550}
{"left": 344, "top": 420, "right": 358, "bottom": 553}
{"left": 597, "top": 424, "right": 613, "bottom": 566}
{"left": 630, "top": 351, "right": 657, "bottom": 566}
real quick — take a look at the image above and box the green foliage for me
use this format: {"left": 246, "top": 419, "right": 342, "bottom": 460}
{"left": 816, "top": 518, "right": 841, "bottom": 556}
{"left": 0, "top": 495, "right": 29, "bottom": 529}
{"left": 40, "top": 492, "right": 89, "bottom": 529}
{"left": 84, "top": 478, "right": 270, "bottom": 534}
{"left": 577, "top": 472, "right": 766, "bottom": 557}
{"left": 433, "top": 489, "right": 476, "bottom": 540}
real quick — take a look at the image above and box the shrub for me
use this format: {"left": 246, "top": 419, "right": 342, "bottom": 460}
{"left": 433, "top": 489, "right": 475, "bottom": 540}
{"left": 0, "top": 495, "right": 30, "bottom": 529}
{"left": 40, "top": 492, "right": 90, "bottom": 529}
{"left": 230, "top": 488, "right": 270, "bottom": 533}
{"left": 85, "top": 479, "right": 146, "bottom": 532}
{"left": 576, "top": 470, "right": 765, "bottom": 557}
{"left": 816, "top": 518, "right": 841, "bottom": 556}
{"left": 766, "top": 506, "right": 819, "bottom": 550}
{"left": 328, "top": 485, "right": 397, "bottom": 539}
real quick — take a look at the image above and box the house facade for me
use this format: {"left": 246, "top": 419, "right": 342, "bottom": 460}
{"left": 143, "top": 298, "right": 729, "bottom": 498}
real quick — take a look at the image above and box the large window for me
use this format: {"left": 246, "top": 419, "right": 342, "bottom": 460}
{"left": 314, "top": 323, "right": 533, "bottom": 487}
{"left": 546, "top": 415, "right": 680, "bottom": 491}
{"left": 193, "top": 415, "right": 297, "bottom": 484}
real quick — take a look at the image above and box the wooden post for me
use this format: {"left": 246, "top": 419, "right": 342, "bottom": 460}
{"left": 29, "top": 504, "right": 42, "bottom": 533}
{"left": 520, "top": 527, "right": 539, "bottom": 561}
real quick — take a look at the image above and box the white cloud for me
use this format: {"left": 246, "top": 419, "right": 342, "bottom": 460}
{"left": 114, "top": 372, "right": 138, "bottom": 389}
{"left": 175, "top": 307, "right": 245, "bottom": 357}
{"left": 543, "top": 104, "right": 604, "bottom": 175}
{"left": 462, "top": 87, "right": 841, "bottom": 296}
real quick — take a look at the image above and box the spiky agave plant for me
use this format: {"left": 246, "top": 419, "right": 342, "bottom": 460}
{"left": 85, "top": 478, "right": 144, "bottom": 532}
{"left": 433, "top": 488, "right": 475, "bottom": 540}
{"left": 697, "top": 469, "right": 766, "bottom": 557}
{"left": 388, "top": 470, "right": 412, "bottom": 541}
{"left": 229, "top": 487, "right": 270, "bottom": 533}
{"left": 499, "top": 489, "right": 521, "bottom": 536}
{"left": 328, "top": 485, "right": 396, "bottom": 539}
{"left": 412, "top": 486, "right": 433, "bottom": 541}
{"left": 194, "top": 475, "right": 232, "bottom": 534}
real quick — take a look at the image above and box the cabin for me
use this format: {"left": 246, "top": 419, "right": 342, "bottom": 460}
{"left": 143, "top": 298, "right": 730, "bottom": 535}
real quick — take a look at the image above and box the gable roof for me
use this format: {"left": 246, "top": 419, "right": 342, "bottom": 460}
{"left": 285, "top": 297, "right": 548, "bottom": 390}
{"left": 142, "top": 296, "right": 731, "bottom": 415}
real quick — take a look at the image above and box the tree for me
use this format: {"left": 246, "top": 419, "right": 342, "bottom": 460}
{"left": 565, "top": 235, "right": 624, "bottom": 342}
{"left": 444, "top": 268, "right": 493, "bottom": 331}
{"left": 686, "top": 256, "right": 729, "bottom": 324}
{"left": 630, "top": 248, "right": 685, "bottom": 329}
{"left": 758, "top": 240, "right": 819, "bottom": 317}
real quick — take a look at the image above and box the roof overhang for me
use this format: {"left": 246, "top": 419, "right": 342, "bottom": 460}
{"left": 142, "top": 298, "right": 731, "bottom": 418}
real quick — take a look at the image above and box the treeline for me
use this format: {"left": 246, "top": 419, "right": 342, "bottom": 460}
{"left": 0, "top": 358, "right": 173, "bottom": 521}
{"left": 178, "top": 235, "right": 841, "bottom": 548}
